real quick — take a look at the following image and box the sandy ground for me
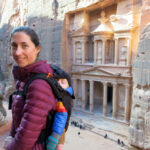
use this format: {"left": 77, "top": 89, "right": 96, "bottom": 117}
{"left": 0, "top": 125, "right": 125, "bottom": 150}
{"left": 64, "top": 125, "right": 124, "bottom": 150}
{"left": 0, "top": 102, "right": 128, "bottom": 150}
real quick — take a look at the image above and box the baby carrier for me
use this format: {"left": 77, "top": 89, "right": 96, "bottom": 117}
{"left": 9, "top": 64, "right": 74, "bottom": 146}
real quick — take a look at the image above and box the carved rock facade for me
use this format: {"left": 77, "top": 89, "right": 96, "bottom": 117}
{"left": 0, "top": 0, "right": 150, "bottom": 149}
{"left": 62, "top": 0, "right": 136, "bottom": 123}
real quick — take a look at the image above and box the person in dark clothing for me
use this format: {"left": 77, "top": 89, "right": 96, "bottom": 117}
{"left": 4, "top": 26, "right": 71, "bottom": 150}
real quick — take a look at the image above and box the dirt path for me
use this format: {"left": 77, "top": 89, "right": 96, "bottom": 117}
{"left": 64, "top": 125, "right": 123, "bottom": 150}
{"left": 0, "top": 102, "right": 127, "bottom": 150}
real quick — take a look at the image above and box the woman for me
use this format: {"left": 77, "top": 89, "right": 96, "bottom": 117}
{"left": 5, "top": 26, "right": 58, "bottom": 150}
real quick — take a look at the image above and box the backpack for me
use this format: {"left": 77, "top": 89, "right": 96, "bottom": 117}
{"left": 8, "top": 64, "right": 74, "bottom": 145}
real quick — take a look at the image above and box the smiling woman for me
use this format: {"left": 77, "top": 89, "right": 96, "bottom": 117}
{"left": 11, "top": 27, "right": 40, "bottom": 67}
{"left": 5, "top": 26, "right": 72, "bottom": 150}
{"left": 4, "top": 26, "right": 57, "bottom": 150}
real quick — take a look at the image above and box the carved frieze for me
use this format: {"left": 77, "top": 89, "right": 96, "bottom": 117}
{"left": 110, "top": 12, "right": 134, "bottom": 32}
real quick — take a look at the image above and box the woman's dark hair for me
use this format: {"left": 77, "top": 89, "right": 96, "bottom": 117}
{"left": 11, "top": 26, "right": 40, "bottom": 47}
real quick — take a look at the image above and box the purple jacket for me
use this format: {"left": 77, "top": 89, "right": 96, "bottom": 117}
{"left": 7, "top": 60, "right": 57, "bottom": 150}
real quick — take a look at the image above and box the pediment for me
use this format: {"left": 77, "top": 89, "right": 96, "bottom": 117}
{"left": 81, "top": 68, "right": 115, "bottom": 77}
{"left": 92, "top": 23, "right": 113, "bottom": 34}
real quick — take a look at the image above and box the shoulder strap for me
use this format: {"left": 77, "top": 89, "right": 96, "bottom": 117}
{"left": 8, "top": 91, "right": 24, "bottom": 110}
{"left": 23, "top": 73, "right": 64, "bottom": 100}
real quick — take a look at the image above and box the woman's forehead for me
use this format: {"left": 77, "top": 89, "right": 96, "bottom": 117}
{"left": 11, "top": 31, "right": 31, "bottom": 43}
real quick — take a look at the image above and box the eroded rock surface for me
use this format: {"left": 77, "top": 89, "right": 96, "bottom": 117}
{"left": 129, "top": 23, "right": 150, "bottom": 150}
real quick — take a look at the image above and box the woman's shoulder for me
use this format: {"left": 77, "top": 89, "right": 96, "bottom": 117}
{"left": 26, "top": 78, "right": 57, "bottom": 108}
{"left": 13, "top": 60, "right": 53, "bottom": 81}
{"left": 24, "top": 60, "right": 53, "bottom": 74}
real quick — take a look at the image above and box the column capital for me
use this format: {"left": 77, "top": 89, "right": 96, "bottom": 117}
{"left": 82, "top": 38, "right": 88, "bottom": 42}
{"left": 102, "top": 81, "right": 108, "bottom": 85}
{"left": 114, "top": 37, "right": 119, "bottom": 40}
{"left": 102, "top": 38, "right": 107, "bottom": 42}
{"left": 112, "top": 82, "right": 118, "bottom": 86}
{"left": 80, "top": 79, "right": 85, "bottom": 81}
{"left": 124, "top": 84, "right": 131, "bottom": 88}
{"left": 82, "top": 39, "right": 87, "bottom": 43}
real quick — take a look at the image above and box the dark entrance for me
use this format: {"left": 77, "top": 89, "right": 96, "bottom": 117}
{"left": 107, "top": 85, "right": 113, "bottom": 117}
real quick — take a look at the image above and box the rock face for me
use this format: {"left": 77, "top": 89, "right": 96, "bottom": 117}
{"left": 0, "top": 0, "right": 68, "bottom": 79}
{"left": 0, "top": 0, "right": 150, "bottom": 149}
{"left": 129, "top": 23, "right": 150, "bottom": 149}
{"left": 0, "top": 81, "right": 6, "bottom": 126}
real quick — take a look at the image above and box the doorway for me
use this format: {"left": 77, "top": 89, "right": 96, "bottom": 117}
{"left": 107, "top": 84, "right": 113, "bottom": 117}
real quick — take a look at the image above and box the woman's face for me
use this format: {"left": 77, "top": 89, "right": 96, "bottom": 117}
{"left": 11, "top": 31, "right": 40, "bottom": 67}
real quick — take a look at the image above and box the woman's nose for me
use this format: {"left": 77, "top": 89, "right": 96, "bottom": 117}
{"left": 15, "top": 47, "right": 22, "bottom": 56}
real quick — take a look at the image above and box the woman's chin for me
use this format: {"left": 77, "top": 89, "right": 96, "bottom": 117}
{"left": 17, "top": 62, "right": 27, "bottom": 68}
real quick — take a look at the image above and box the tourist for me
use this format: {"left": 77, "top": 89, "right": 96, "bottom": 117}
{"left": 4, "top": 26, "right": 70, "bottom": 150}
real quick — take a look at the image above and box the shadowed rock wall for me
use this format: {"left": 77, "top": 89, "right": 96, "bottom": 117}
{"left": 129, "top": 23, "right": 150, "bottom": 150}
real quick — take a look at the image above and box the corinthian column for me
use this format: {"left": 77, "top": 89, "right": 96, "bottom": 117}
{"left": 114, "top": 38, "right": 119, "bottom": 65}
{"left": 94, "top": 40, "right": 97, "bottom": 64}
{"left": 124, "top": 84, "right": 131, "bottom": 122}
{"left": 90, "top": 80, "right": 94, "bottom": 112}
{"left": 127, "top": 38, "right": 132, "bottom": 66}
{"left": 102, "top": 39, "right": 106, "bottom": 64}
{"left": 81, "top": 79, "right": 86, "bottom": 110}
{"left": 103, "top": 82, "right": 108, "bottom": 116}
{"left": 112, "top": 83, "right": 118, "bottom": 119}
{"left": 73, "top": 41, "right": 76, "bottom": 64}
{"left": 73, "top": 78, "right": 77, "bottom": 107}
{"left": 82, "top": 40, "right": 86, "bottom": 64}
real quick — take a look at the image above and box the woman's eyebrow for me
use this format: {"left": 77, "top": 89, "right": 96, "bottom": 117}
{"left": 11, "top": 42, "right": 17, "bottom": 46}
{"left": 21, "top": 42, "right": 27, "bottom": 44}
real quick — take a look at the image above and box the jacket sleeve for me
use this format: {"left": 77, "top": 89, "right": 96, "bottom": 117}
{"left": 9, "top": 120, "right": 15, "bottom": 137}
{"left": 7, "top": 79, "right": 57, "bottom": 150}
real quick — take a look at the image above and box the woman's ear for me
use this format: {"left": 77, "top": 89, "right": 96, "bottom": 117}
{"left": 36, "top": 46, "right": 41, "bottom": 54}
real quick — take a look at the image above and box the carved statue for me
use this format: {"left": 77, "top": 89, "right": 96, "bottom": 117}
{"left": 98, "top": 11, "right": 108, "bottom": 24}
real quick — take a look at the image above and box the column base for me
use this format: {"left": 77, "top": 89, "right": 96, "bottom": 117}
{"left": 90, "top": 104, "right": 93, "bottom": 112}
{"left": 82, "top": 103, "right": 86, "bottom": 110}
{"left": 103, "top": 111, "right": 107, "bottom": 117}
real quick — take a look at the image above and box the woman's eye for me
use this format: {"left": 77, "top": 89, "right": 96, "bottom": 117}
{"left": 11, "top": 44, "right": 17, "bottom": 50}
{"left": 22, "top": 45, "right": 28, "bottom": 49}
